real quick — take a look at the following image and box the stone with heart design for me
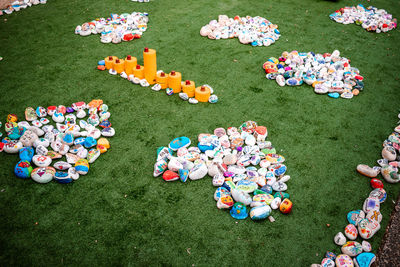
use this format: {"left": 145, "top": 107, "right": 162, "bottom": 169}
{"left": 32, "top": 155, "right": 52, "bottom": 167}
{"left": 54, "top": 161, "right": 72, "bottom": 170}
{"left": 14, "top": 160, "right": 33, "bottom": 178}
{"left": 31, "top": 167, "right": 56, "bottom": 184}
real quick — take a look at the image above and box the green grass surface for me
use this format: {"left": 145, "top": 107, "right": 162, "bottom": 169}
{"left": 1, "top": 0, "right": 400, "bottom": 265}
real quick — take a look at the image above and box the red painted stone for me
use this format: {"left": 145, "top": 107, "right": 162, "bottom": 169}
{"left": 162, "top": 170, "right": 179, "bottom": 182}
{"left": 370, "top": 178, "right": 384, "bottom": 189}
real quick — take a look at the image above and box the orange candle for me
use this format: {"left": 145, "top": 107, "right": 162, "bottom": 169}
{"left": 113, "top": 59, "right": 125, "bottom": 74}
{"left": 195, "top": 85, "right": 211, "bottom": 102}
{"left": 133, "top": 64, "right": 145, "bottom": 79}
{"left": 156, "top": 72, "right": 169, "bottom": 89}
{"left": 181, "top": 80, "right": 195, "bottom": 97}
{"left": 168, "top": 71, "right": 182, "bottom": 93}
{"left": 105, "top": 56, "right": 118, "bottom": 70}
{"left": 143, "top": 47, "right": 157, "bottom": 84}
{"left": 124, "top": 55, "right": 137, "bottom": 75}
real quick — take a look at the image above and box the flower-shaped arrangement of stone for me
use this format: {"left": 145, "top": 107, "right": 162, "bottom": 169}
{"left": 329, "top": 4, "right": 397, "bottom": 33}
{"left": 310, "top": 112, "right": 400, "bottom": 267}
{"left": 263, "top": 50, "right": 364, "bottom": 99}
{"left": 200, "top": 15, "right": 280, "bottom": 47}
{"left": 153, "top": 121, "right": 292, "bottom": 221}
{"left": 2, "top": 99, "right": 115, "bottom": 184}
{"left": 0, "top": 0, "right": 47, "bottom": 16}
{"left": 97, "top": 48, "right": 218, "bottom": 104}
{"left": 75, "top": 12, "right": 149, "bottom": 44}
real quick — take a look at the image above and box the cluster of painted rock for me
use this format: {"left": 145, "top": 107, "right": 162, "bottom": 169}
{"left": 356, "top": 113, "right": 400, "bottom": 184}
{"left": 97, "top": 49, "right": 218, "bottom": 104}
{"left": 329, "top": 4, "right": 397, "bottom": 33}
{"left": 0, "top": 0, "right": 46, "bottom": 16}
{"left": 2, "top": 99, "right": 114, "bottom": 184}
{"left": 131, "top": 0, "right": 150, "bottom": 2}
{"left": 75, "top": 12, "right": 148, "bottom": 44}
{"left": 311, "top": 113, "right": 400, "bottom": 267}
{"left": 263, "top": 50, "right": 364, "bottom": 99}
{"left": 200, "top": 15, "right": 280, "bottom": 47}
{"left": 154, "top": 121, "right": 293, "bottom": 221}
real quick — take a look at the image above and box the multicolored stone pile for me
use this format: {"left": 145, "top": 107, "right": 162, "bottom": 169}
{"left": 329, "top": 4, "right": 397, "bottom": 33}
{"left": 263, "top": 50, "right": 364, "bottom": 99}
{"left": 75, "top": 12, "right": 149, "bottom": 44}
{"left": 2, "top": 99, "right": 114, "bottom": 184}
{"left": 154, "top": 121, "right": 293, "bottom": 221}
{"left": 0, "top": 0, "right": 47, "bottom": 16}
{"left": 311, "top": 112, "right": 400, "bottom": 267}
{"left": 200, "top": 15, "right": 280, "bottom": 47}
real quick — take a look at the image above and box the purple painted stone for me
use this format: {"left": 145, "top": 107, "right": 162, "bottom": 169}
{"left": 66, "top": 107, "right": 75, "bottom": 113}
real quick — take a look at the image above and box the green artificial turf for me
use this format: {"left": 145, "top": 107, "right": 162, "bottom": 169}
{"left": 1, "top": 0, "right": 400, "bottom": 265}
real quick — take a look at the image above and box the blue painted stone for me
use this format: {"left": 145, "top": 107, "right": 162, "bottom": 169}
{"left": 166, "top": 88, "right": 174, "bottom": 95}
{"left": 273, "top": 164, "right": 287, "bottom": 176}
{"left": 98, "top": 60, "right": 105, "bottom": 65}
{"left": 179, "top": 169, "right": 189, "bottom": 183}
{"left": 19, "top": 147, "right": 34, "bottom": 162}
{"left": 222, "top": 180, "right": 236, "bottom": 192}
{"left": 214, "top": 187, "right": 230, "bottom": 201}
{"left": 354, "top": 252, "right": 375, "bottom": 267}
{"left": 54, "top": 171, "right": 73, "bottom": 184}
{"left": 347, "top": 210, "right": 362, "bottom": 225}
{"left": 8, "top": 126, "right": 25, "bottom": 140}
{"left": 198, "top": 143, "right": 213, "bottom": 153}
{"left": 14, "top": 160, "right": 33, "bottom": 178}
{"left": 63, "top": 133, "right": 74, "bottom": 145}
{"left": 169, "top": 136, "right": 191, "bottom": 151}
{"left": 230, "top": 202, "right": 248, "bottom": 220}
{"left": 274, "top": 29, "right": 280, "bottom": 34}
{"left": 260, "top": 185, "right": 273, "bottom": 194}
{"left": 328, "top": 92, "right": 340, "bottom": 99}
{"left": 99, "top": 120, "right": 111, "bottom": 128}
{"left": 84, "top": 137, "right": 97, "bottom": 148}
{"left": 74, "top": 137, "right": 85, "bottom": 146}
{"left": 236, "top": 180, "right": 258, "bottom": 193}
{"left": 250, "top": 205, "right": 271, "bottom": 220}
{"left": 325, "top": 251, "right": 336, "bottom": 260}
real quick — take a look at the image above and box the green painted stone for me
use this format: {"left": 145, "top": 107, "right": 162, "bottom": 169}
{"left": 253, "top": 189, "right": 267, "bottom": 195}
{"left": 261, "top": 147, "right": 276, "bottom": 155}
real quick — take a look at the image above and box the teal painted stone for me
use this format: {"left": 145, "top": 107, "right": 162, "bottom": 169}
{"left": 19, "top": 147, "right": 34, "bottom": 162}
{"left": 347, "top": 210, "right": 364, "bottom": 226}
{"left": 274, "top": 192, "right": 290, "bottom": 199}
{"left": 328, "top": 92, "right": 340, "bottom": 98}
{"left": 84, "top": 137, "right": 97, "bottom": 148}
{"left": 63, "top": 133, "right": 74, "bottom": 146}
{"left": 14, "top": 160, "right": 33, "bottom": 178}
{"left": 169, "top": 136, "right": 191, "bottom": 151}
{"left": 179, "top": 169, "right": 189, "bottom": 183}
{"left": 230, "top": 202, "right": 248, "bottom": 220}
{"left": 250, "top": 205, "right": 271, "bottom": 220}
{"left": 74, "top": 137, "right": 85, "bottom": 146}
{"left": 156, "top": 146, "right": 172, "bottom": 161}
{"left": 354, "top": 252, "right": 375, "bottom": 267}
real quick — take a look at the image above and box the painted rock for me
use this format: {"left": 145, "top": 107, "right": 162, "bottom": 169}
{"left": 77, "top": 148, "right": 88, "bottom": 159}
{"left": 40, "top": 118, "right": 50, "bottom": 124}
{"left": 334, "top": 232, "right": 347, "bottom": 246}
{"left": 362, "top": 197, "right": 380, "bottom": 213}
{"left": 212, "top": 173, "right": 225, "bottom": 186}
{"left": 358, "top": 218, "right": 380, "bottom": 239}
{"left": 382, "top": 146, "right": 396, "bottom": 161}
{"left": 279, "top": 198, "right": 292, "bottom": 214}
{"left": 169, "top": 136, "right": 191, "bottom": 151}
{"left": 25, "top": 107, "right": 37, "bottom": 121}
{"left": 162, "top": 170, "right": 179, "bottom": 182}
{"left": 179, "top": 169, "right": 189, "bottom": 182}
{"left": 369, "top": 188, "right": 386, "bottom": 203}
{"left": 265, "top": 154, "right": 285, "bottom": 164}
{"left": 356, "top": 164, "right": 379, "bottom": 178}
{"left": 381, "top": 164, "right": 400, "bottom": 183}
{"left": 87, "top": 148, "right": 100, "bottom": 163}
{"left": 14, "top": 160, "right": 33, "bottom": 178}
{"left": 361, "top": 241, "right": 372, "bottom": 252}
{"left": 370, "top": 178, "right": 383, "bottom": 189}
{"left": 354, "top": 252, "right": 375, "bottom": 267}
{"left": 19, "top": 147, "right": 34, "bottom": 162}
{"left": 153, "top": 160, "right": 167, "bottom": 177}
{"left": 270, "top": 197, "right": 281, "bottom": 210}
{"left": 52, "top": 112, "right": 64, "bottom": 123}
{"left": 270, "top": 164, "right": 287, "bottom": 176}
{"left": 34, "top": 138, "right": 50, "bottom": 148}
{"left": 250, "top": 205, "right": 271, "bottom": 220}
{"left": 62, "top": 133, "right": 74, "bottom": 146}
{"left": 3, "top": 141, "right": 22, "bottom": 153}
{"left": 230, "top": 202, "right": 248, "bottom": 220}
{"left": 251, "top": 193, "right": 274, "bottom": 207}
{"left": 75, "top": 159, "right": 89, "bottom": 175}
{"left": 54, "top": 171, "right": 73, "bottom": 184}
{"left": 231, "top": 189, "right": 252, "bottom": 206}
{"left": 217, "top": 195, "right": 234, "bottom": 209}
{"left": 325, "top": 251, "right": 336, "bottom": 260}
{"left": 54, "top": 161, "right": 72, "bottom": 170}
{"left": 344, "top": 224, "right": 358, "bottom": 240}
{"left": 366, "top": 210, "right": 382, "bottom": 223}
{"left": 31, "top": 167, "right": 55, "bottom": 183}
{"left": 58, "top": 143, "right": 70, "bottom": 155}
{"left": 341, "top": 241, "right": 363, "bottom": 257}
{"left": 157, "top": 146, "right": 172, "bottom": 162}
{"left": 7, "top": 114, "right": 18, "bottom": 123}
{"left": 32, "top": 155, "right": 51, "bottom": 167}
{"left": 97, "top": 138, "right": 110, "bottom": 149}
{"left": 46, "top": 150, "right": 62, "bottom": 159}
{"left": 84, "top": 137, "right": 97, "bottom": 148}
{"left": 347, "top": 210, "right": 365, "bottom": 226}
{"left": 335, "top": 254, "right": 353, "bottom": 267}
{"left": 321, "top": 258, "right": 335, "bottom": 267}
{"left": 66, "top": 153, "right": 80, "bottom": 164}
{"left": 209, "top": 95, "right": 218, "bottom": 103}
{"left": 68, "top": 167, "right": 80, "bottom": 180}
{"left": 274, "top": 192, "right": 290, "bottom": 199}
{"left": 179, "top": 92, "right": 188, "bottom": 101}
{"left": 189, "top": 163, "right": 208, "bottom": 180}
{"left": 328, "top": 92, "right": 340, "bottom": 98}
{"left": 236, "top": 180, "right": 258, "bottom": 193}
{"left": 20, "top": 130, "right": 38, "bottom": 147}
{"left": 214, "top": 187, "right": 230, "bottom": 201}
{"left": 222, "top": 180, "right": 236, "bottom": 191}
{"left": 272, "top": 181, "right": 287, "bottom": 192}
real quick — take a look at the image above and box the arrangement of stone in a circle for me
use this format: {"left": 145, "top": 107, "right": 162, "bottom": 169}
{"left": 263, "top": 50, "right": 364, "bottom": 99}
{"left": 200, "top": 15, "right": 280, "bottom": 47}
{"left": 154, "top": 121, "right": 292, "bottom": 221}
{"left": 75, "top": 12, "right": 149, "bottom": 44}
{"left": 329, "top": 4, "right": 397, "bottom": 33}
{"left": 2, "top": 99, "right": 114, "bottom": 184}
{"left": 97, "top": 48, "right": 218, "bottom": 104}
{"left": 311, "top": 112, "right": 400, "bottom": 267}
{"left": 0, "top": 0, "right": 47, "bottom": 16}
